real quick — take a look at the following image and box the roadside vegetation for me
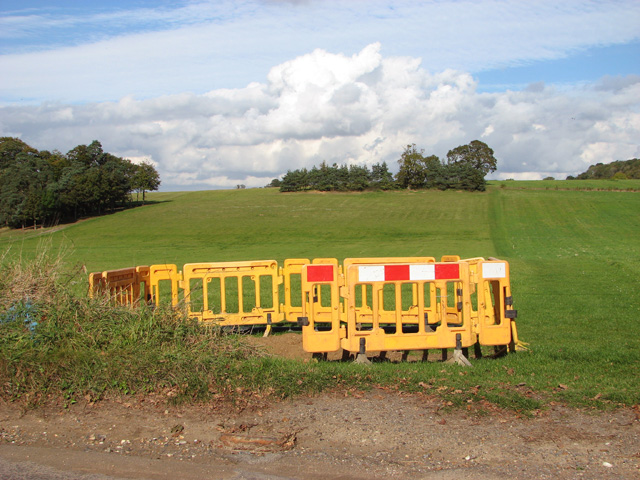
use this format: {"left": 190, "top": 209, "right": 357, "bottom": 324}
{"left": 0, "top": 183, "right": 638, "bottom": 413}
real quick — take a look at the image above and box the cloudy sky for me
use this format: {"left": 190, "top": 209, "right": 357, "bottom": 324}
{"left": 1, "top": 0, "right": 639, "bottom": 190}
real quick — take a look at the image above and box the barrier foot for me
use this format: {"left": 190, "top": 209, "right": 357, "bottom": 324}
{"left": 446, "top": 334, "right": 473, "bottom": 367}
{"left": 263, "top": 324, "right": 272, "bottom": 338}
{"left": 448, "top": 348, "right": 473, "bottom": 367}
{"left": 354, "top": 338, "right": 371, "bottom": 365}
{"left": 312, "top": 352, "right": 328, "bottom": 361}
{"left": 354, "top": 353, "right": 371, "bottom": 365}
{"left": 492, "top": 345, "right": 508, "bottom": 358}
{"left": 401, "top": 350, "right": 410, "bottom": 362}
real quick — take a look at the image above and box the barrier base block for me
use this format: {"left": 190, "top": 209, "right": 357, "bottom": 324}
{"left": 354, "top": 353, "right": 371, "bottom": 365}
{"left": 447, "top": 348, "right": 473, "bottom": 367}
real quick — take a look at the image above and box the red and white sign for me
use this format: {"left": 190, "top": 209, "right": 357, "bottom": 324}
{"left": 306, "top": 264, "right": 335, "bottom": 282}
{"left": 357, "top": 263, "right": 460, "bottom": 282}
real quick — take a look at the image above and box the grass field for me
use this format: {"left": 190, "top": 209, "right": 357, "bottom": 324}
{"left": 489, "top": 178, "right": 640, "bottom": 191}
{"left": 1, "top": 181, "right": 639, "bottom": 411}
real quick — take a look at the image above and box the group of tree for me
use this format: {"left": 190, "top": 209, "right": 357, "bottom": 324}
{"left": 568, "top": 158, "right": 640, "bottom": 180}
{"left": 274, "top": 140, "right": 497, "bottom": 193}
{"left": 276, "top": 161, "right": 395, "bottom": 192}
{"left": 0, "top": 137, "right": 160, "bottom": 229}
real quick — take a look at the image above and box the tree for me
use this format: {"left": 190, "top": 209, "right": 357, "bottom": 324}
{"left": 0, "top": 151, "right": 53, "bottom": 228}
{"left": 132, "top": 161, "right": 161, "bottom": 203}
{"left": 442, "top": 161, "right": 486, "bottom": 191}
{"left": 396, "top": 144, "right": 428, "bottom": 189}
{"left": 446, "top": 140, "right": 497, "bottom": 176}
{"left": 576, "top": 158, "right": 640, "bottom": 179}
{"left": 370, "top": 161, "right": 395, "bottom": 190}
{"left": 348, "top": 164, "right": 370, "bottom": 191}
{"left": 0, "top": 139, "right": 162, "bottom": 228}
{"left": 445, "top": 140, "right": 498, "bottom": 191}
{"left": 396, "top": 145, "right": 446, "bottom": 190}
{"left": 280, "top": 168, "right": 309, "bottom": 192}
{"left": 0, "top": 137, "right": 38, "bottom": 170}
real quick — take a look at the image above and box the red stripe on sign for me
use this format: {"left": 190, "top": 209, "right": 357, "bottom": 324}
{"left": 435, "top": 263, "right": 460, "bottom": 280}
{"left": 306, "top": 265, "right": 334, "bottom": 282}
{"left": 384, "top": 264, "right": 410, "bottom": 281}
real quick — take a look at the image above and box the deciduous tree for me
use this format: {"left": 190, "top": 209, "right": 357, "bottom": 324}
{"left": 445, "top": 140, "right": 497, "bottom": 191}
{"left": 132, "top": 161, "right": 161, "bottom": 203}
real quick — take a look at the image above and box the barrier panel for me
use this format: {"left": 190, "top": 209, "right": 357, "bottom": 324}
{"left": 343, "top": 257, "right": 436, "bottom": 328}
{"left": 340, "top": 260, "right": 473, "bottom": 354}
{"left": 94, "top": 267, "right": 148, "bottom": 305}
{"left": 299, "top": 262, "right": 343, "bottom": 353}
{"left": 464, "top": 258, "right": 519, "bottom": 351}
{"left": 182, "top": 260, "right": 283, "bottom": 327}
{"left": 90, "top": 255, "right": 521, "bottom": 360}
{"left": 281, "top": 258, "right": 309, "bottom": 321}
{"left": 281, "top": 258, "right": 340, "bottom": 321}
{"left": 148, "top": 264, "right": 181, "bottom": 307}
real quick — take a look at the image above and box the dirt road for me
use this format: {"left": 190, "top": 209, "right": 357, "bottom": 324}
{"left": 1, "top": 390, "right": 639, "bottom": 480}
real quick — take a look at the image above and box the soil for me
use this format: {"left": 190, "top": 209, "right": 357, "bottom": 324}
{"left": 1, "top": 333, "right": 639, "bottom": 480}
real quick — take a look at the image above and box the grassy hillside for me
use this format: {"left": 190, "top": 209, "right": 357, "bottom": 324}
{"left": 0, "top": 188, "right": 497, "bottom": 271}
{"left": 1, "top": 183, "right": 638, "bottom": 410}
{"left": 489, "top": 178, "right": 640, "bottom": 191}
{"left": 489, "top": 187, "right": 639, "bottom": 405}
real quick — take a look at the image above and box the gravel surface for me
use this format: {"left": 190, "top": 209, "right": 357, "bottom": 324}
{"left": 1, "top": 390, "right": 639, "bottom": 480}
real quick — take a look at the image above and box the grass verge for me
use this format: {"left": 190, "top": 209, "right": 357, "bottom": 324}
{"left": 0, "top": 249, "right": 546, "bottom": 414}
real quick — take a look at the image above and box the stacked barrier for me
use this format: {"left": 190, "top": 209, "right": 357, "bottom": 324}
{"left": 90, "top": 256, "right": 521, "bottom": 361}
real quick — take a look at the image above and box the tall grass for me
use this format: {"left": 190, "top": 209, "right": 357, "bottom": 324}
{"left": 0, "top": 247, "right": 545, "bottom": 413}
{"left": 0, "top": 246, "right": 262, "bottom": 408}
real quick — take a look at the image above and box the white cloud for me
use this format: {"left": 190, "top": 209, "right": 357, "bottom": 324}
{"left": 1, "top": 43, "right": 639, "bottom": 188}
{"left": 1, "top": 1, "right": 639, "bottom": 103}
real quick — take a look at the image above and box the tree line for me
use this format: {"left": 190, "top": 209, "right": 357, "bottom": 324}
{"left": 0, "top": 137, "right": 160, "bottom": 229}
{"left": 273, "top": 140, "right": 497, "bottom": 193}
{"left": 568, "top": 158, "right": 640, "bottom": 180}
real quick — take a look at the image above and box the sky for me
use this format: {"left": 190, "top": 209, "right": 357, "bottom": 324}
{"left": 0, "top": 0, "right": 639, "bottom": 190}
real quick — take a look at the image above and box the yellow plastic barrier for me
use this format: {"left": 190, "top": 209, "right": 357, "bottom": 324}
{"left": 90, "top": 255, "right": 520, "bottom": 361}
{"left": 299, "top": 262, "right": 343, "bottom": 353}
{"left": 103, "top": 267, "right": 146, "bottom": 306}
{"left": 464, "top": 257, "right": 519, "bottom": 351}
{"left": 148, "top": 264, "right": 181, "bottom": 307}
{"left": 343, "top": 257, "right": 436, "bottom": 328}
{"left": 281, "top": 258, "right": 310, "bottom": 321}
{"left": 182, "top": 260, "right": 283, "bottom": 327}
{"left": 88, "top": 271, "right": 106, "bottom": 297}
{"left": 340, "top": 260, "right": 473, "bottom": 354}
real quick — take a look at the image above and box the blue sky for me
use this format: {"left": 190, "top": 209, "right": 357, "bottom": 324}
{"left": 477, "top": 42, "right": 640, "bottom": 91}
{"left": 1, "top": 0, "right": 639, "bottom": 189}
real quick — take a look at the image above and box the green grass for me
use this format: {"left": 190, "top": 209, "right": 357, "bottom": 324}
{"left": 488, "top": 187, "right": 640, "bottom": 407}
{"left": 489, "top": 178, "right": 640, "bottom": 191}
{"left": 1, "top": 183, "right": 639, "bottom": 412}
{"left": 0, "top": 188, "right": 495, "bottom": 272}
